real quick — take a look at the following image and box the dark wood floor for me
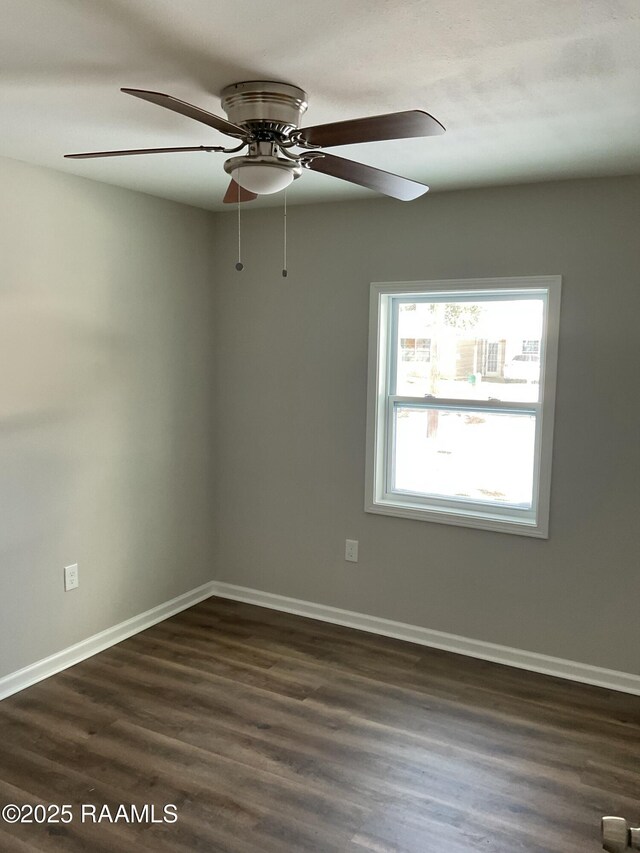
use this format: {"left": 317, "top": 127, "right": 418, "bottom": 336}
{"left": 0, "top": 597, "right": 639, "bottom": 852}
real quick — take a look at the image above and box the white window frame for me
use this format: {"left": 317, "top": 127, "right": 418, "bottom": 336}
{"left": 364, "top": 276, "right": 561, "bottom": 538}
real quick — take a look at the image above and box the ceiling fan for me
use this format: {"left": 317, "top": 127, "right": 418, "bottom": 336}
{"left": 65, "top": 81, "right": 445, "bottom": 203}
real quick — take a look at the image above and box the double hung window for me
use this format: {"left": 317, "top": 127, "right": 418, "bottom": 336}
{"left": 365, "top": 277, "right": 561, "bottom": 537}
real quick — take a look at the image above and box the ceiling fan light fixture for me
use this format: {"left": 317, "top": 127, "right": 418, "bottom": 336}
{"left": 232, "top": 163, "right": 295, "bottom": 195}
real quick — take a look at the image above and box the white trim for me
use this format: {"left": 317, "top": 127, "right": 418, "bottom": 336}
{"left": 209, "top": 582, "right": 640, "bottom": 696}
{"left": 0, "top": 581, "right": 218, "bottom": 701}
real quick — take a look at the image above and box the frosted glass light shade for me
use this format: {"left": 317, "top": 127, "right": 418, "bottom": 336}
{"left": 233, "top": 164, "right": 294, "bottom": 195}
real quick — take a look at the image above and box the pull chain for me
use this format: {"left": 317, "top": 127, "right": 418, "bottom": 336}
{"left": 235, "top": 174, "right": 244, "bottom": 271}
{"left": 282, "top": 188, "right": 288, "bottom": 277}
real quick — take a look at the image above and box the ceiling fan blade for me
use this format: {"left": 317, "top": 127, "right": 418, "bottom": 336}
{"left": 298, "top": 110, "right": 445, "bottom": 148}
{"left": 305, "top": 153, "right": 428, "bottom": 201}
{"left": 65, "top": 145, "right": 222, "bottom": 159}
{"left": 121, "top": 88, "right": 248, "bottom": 139}
{"left": 223, "top": 179, "right": 258, "bottom": 204}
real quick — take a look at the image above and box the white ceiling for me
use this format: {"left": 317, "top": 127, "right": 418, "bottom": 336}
{"left": 1, "top": 0, "right": 639, "bottom": 211}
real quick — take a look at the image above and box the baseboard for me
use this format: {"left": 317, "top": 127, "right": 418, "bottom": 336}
{"left": 0, "top": 581, "right": 218, "bottom": 701}
{"left": 209, "top": 581, "right": 640, "bottom": 696}
{"left": 3, "top": 578, "right": 639, "bottom": 701}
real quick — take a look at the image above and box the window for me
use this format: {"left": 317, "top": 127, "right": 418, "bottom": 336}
{"left": 365, "top": 277, "right": 561, "bottom": 537}
{"left": 486, "top": 342, "right": 498, "bottom": 372}
{"left": 401, "top": 337, "right": 431, "bottom": 362}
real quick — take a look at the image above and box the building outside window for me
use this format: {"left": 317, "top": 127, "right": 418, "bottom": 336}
{"left": 400, "top": 337, "right": 432, "bottom": 362}
{"left": 365, "top": 276, "right": 561, "bottom": 537}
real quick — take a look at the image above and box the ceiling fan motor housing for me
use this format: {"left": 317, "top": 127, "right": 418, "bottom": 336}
{"left": 220, "top": 81, "right": 308, "bottom": 135}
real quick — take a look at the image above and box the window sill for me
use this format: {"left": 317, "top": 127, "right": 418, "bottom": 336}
{"left": 365, "top": 498, "right": 548, "bottom": 538}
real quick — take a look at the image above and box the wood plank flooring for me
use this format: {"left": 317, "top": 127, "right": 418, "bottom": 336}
{"left": 0, "top": 596, "right": 639, "bottom": 852}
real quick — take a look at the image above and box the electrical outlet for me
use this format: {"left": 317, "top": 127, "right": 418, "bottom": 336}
{"left": 345, "top": 539, "right": 359, "bottom": 562}
{"left": 64, "top": 563, "right": 79, "bottom": 591}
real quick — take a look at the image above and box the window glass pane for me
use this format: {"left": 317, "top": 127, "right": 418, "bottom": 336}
{"left": 393, "top": 406, "right": 536, "bottom": 508}
{"left": 395, "top": 299, "right": 543, "bottom": 402}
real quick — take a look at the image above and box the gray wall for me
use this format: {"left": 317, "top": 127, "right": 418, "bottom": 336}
{"left": 211, "top": 175, "right": 640, "bottom": 675}
{"left": 0, "top": 157, "right": 218, "bottom": 678}
{"left": 2, "top": 161, "right": 637, "bottom": 682}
